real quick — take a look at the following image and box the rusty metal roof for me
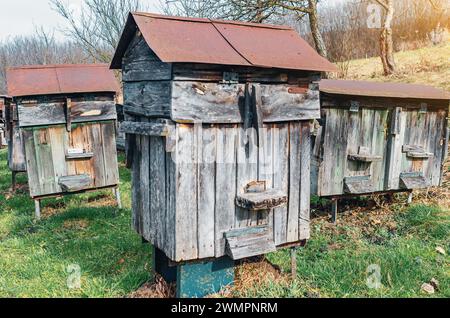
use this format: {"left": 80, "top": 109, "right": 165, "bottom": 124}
{"left": 111, "top": 12, "right": 337, "bottom": 72}
{"left": 320, "top": 79, "right": 450, "bottom": 101}
{"left": 7, "top": 64, "right": 119, "bottom": 98}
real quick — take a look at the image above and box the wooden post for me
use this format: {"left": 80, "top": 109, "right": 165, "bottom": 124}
{"left": 291, "top": 247, "right": 297, "bottom": 280}
{"left": 34, "top": 199, "right": 41, "bottom": 220}
{"left": 114, "top": 187, "right": 122, "bottom": 209}
{"left": 11, "top": 171, "right": 16, "bottom": 191}
{"left": 331, "top": 198, "right": 338, "bottom": 224}
{"left": 407, "top": 191, "right": 413, "bottom": 204}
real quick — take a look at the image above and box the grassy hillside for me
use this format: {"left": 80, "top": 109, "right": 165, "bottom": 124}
{"left": 342, "top": 42, "right": 450, "bottom": 90}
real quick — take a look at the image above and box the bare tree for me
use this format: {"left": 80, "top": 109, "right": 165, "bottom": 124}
{"left": 50, "top": 0, "right": 148, "bottom": 62}
{"left": 0, "top": 28, "right": 88, "bottom": 94}
{"left": 161, "top": 0, "right": 329, "bottom": 58}
{"left": 374, "top": 0, "right": 396, "bottom": 75}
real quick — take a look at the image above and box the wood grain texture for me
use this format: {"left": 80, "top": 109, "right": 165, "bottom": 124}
{"left": 171, "top": 82, "right": 320, "bottom": 124}
{"left": 18, "top": 101, "right": 117, "bottom": 127}
{"left": 123, "top": 81, "right": 171, "bottom": 118}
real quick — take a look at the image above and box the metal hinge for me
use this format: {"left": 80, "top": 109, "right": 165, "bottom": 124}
{"left": 419, "top": 103, "right": 427, "bottom": 114}
{"left": 349, "top": 101, "right": 360, "bottom": 112}
{"left": 221, "top": 72, "right": 239, "bottom": 84}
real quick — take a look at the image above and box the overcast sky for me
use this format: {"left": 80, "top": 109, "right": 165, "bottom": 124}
{"left": 0, "top": 0, "right": 347, "bottom": 41}
{"left": 0, "top": 0, "right": 160, "bottom": 41}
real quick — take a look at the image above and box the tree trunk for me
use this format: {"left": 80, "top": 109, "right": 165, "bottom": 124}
{"left": 308, "top": 0, "right": 328, "bottom": 59}
{"left": 379, "top": 1, "right": 395, "bottom": 75}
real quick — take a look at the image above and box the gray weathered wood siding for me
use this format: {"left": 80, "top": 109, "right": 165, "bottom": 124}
{"left": 22, "top": 121, "right": 119, "bottom": 198}
{"left": 130, "top": 122, "right": 311, "bottom": 262}
{"left": 313, "top": 95, "right": 449, "bottom": 197}
{"left": 123, "top": 32, "right": 317, "bottom": 262}
{"left": 388, "top": 108, "right": 447, "bottom": 189}
{"left": 17, "top": 94, "right": 119, "bottom": 198}
{"left": 5, "top": 103, "right": 27, "bottom": 172}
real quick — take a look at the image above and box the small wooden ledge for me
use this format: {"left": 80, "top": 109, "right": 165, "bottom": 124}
{"left": 348, "top": 154, "right": 382, "bottom": 163}
{"left": 344, "top": 175, "right": 375, "bottom": 194}
{"left": 225, "top": 226, "right": 276, "bottom": 260}
{"left": 400, "top": 172, "right": 429, "bottom": 190}
{"left": 65, "top": 152, "right": 94, "bottom": 160}
{"left": 403, "top": 145, "right": 433, "bottom": 159}
{"left": 236, "top": 189, "right": 287, "bottom": 211}
{"left": 58, "top": 174, "right": 92, "bottom": 192}
{"left": 406, "top": 151, "right": 433, "bottom": 159}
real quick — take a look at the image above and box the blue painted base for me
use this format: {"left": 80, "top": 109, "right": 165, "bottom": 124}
{"left": 153, "top": 247, "right": 235, "bottom": 298}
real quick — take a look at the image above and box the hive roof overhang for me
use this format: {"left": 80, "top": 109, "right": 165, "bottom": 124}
{"left": 7, "top": 64, "right": 119, "bottom": 98}
{"left": 110, "top": 12, "right": 338, "bottom": 73}
{"left": 320, "top": 79, "right": 450, "bottom": 101}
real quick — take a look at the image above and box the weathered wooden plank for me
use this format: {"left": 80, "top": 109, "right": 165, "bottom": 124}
{"left": 90, "top": 123, "right": 106, "bottom": 187}
{"left": 174, "top": 124, "right": 198, "bottom": 261}
{"left": 140, "top": 129, "right": 152, "bottom": 243}
{"left": 348, "top": 154, "right": 383, "bottom": 162}
{"left": 171, "top": 82, "right": 320, "bottom": 124}
{"left": 65, "top": 152, "right": 94, "bottom": 160}
{"left": 399, "top": 172, "right": 429, "bottom": 189}
{"left": 68, "top": 125, "right": 90, "bottom": 178}
{"left": 123, "top": 32, "right": 160, "bottom": 62}
{"left": 123, "top": 81, "right": 171, "bottom": 118}
{"left": 165, "top": 140, "right": 177, "bottom": 260}
{"left": 197, "top": 126, "right": 216, "bottom": 259}
{"left": 123, "top": 59, "right": 172, "bottom": 82}
{"left": 9, "top": 124, "right": 27, "bottom": 172}
{"left": 318, "top": 108, "right": 348, "bottom": 196}
{"left": 101, "top": 122, "right": 119, "bottom": 186}
{"left": 34, "top": 129, "right": 57, "bottom": 195}
{"left": 120, "top": 120, "right": 172, "bottom": 136}
{"left": 150, "top": 136, "right": 167, "bottom": 251}
{"left": 260, "top": 85, "right": 320, "bottom": 122}
{"left": 225, "top": 227, "right": 276, "bottom": 260}
{"left": 285, "top": 122, "right": 300, "bottom": 243}
{"left": 257, "top": 124, "right": 273, "bottom": 227}
{"left": 18, "top": 101, "right": 117, "bottom": 127}
{"left": 236, "top": 126, "right": 258, "bottom": 228}
{"left": 48, "top": 126, "right": 68, "bottom": 193}
{"left": 131, "top": 132, "right": 142, "bottom": 235}
{"left": 215, "top": 125, "right": 237, "bottom": 257}
{"left": 22, "top": 129, "right": 40, "bottom": 196}
{"left": 386, "top": 108, "right": 407, "bottom": 190}
{"left": 236, "top": 189, "right": 287, "bottom": 211}
{"left": 172, "top": 63, "right": 311, "bottom": 83}
{"left": 171, "top": 82, "right": 244, "bottom": 124}
{"left": 58, "top": 174, "right": 92, "bottom": 192}
{"left": 299, "top": 121, "right": 311, "bottom": 241}
{"left": 344, "top": 176, "right": 375, "bottom": 194}
{"left": 18, "top": 103, "right": 65, "bottom": 127}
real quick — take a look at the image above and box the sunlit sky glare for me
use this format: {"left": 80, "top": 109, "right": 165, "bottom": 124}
{"left": 0, "top": 0, "right": 347, "bottom": 41}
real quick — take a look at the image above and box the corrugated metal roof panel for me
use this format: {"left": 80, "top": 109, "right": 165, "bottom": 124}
{"left": 134, "top": 13, "right": 251, "bottom": 66}
{"left": 320, "top": 79, "right": 450, "bottom": 101}
{"left": 111, "top": 12, "right": 337, "bottom": 72}
{"left": 7, "top": 64, "right": 119, "bottom": 97}
{"left": 212, "top": 21, "right": 336, "bottom": 71}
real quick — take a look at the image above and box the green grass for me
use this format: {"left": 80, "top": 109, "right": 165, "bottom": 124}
{"left": 240, "top": 204, "right": 449, "bottom": 298}
{"left": 0, "top": 147, "right": 448, "bottom": 298}
{"left": 0, "top": 149, "right": 152, "bottom": 297}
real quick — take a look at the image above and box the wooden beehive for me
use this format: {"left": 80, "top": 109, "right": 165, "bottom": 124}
{"left": 6, "top": 64, "right": 121, "bottom": 216}
{"left": 312, "top": 80, "right": 450, "bottom": 198}
{"left": 0, "top": 95, "right": 10, "bottom": 148}
{"left": 111, "top": 13, "right": 337, "bottom": 263}
{"left": 2, "top": 95, "right": 26, "bottom": 175}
